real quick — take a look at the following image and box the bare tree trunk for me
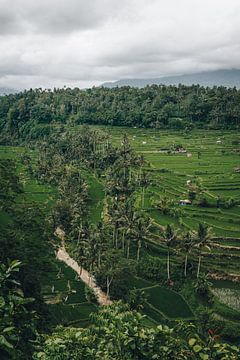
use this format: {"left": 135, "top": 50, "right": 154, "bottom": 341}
{"left": 137, "top": 240, "right": 141, "bottom": 261}
{"left": 127, "top": 238, "right": 130, "bottom": 259}
{"left": 184, "top": 254, "right": 188, "bottom": 277}
{"left": 107, "top": 278, "right": 110, "bottom": 298}
{"left": 142, "top": 187, "right": 145, "bottom": 208}
{"left": 197, "top": 254, "right": 201, "bottom": 278}
{"left": 115, "top": 228, "right": 118, "bottom": 248}
{"left": 88, "top": 264, "right": 92, "bottom": 286}
{"left": 106, "top": 277, "right": 113, "bottom": 298}
{"left": 113, "top": 226, "right": 116, "bottom": 246}
{"left": 167, "top": 250, "right": 170, "bottom": 280}
{"left": 98, "top": 252, "right": 101, "bottom": 268}
{"left": 122, "top": 231, "right": 125, "bottom": 251}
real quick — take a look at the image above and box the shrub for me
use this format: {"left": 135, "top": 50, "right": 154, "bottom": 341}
{"left": 84, "top": 286, "right": 98, "bottom": 304}
{"left": 137, "top": 255, "right": 166, "bottom": 281}
{"left": 220, "top": 321, "right": 240, "bottom": 341}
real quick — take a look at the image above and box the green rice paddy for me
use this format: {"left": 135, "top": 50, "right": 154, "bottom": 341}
{"left": 144, "top": 285, "right": 194, "bottom": 319}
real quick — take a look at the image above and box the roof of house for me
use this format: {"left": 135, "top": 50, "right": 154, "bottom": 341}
{"left": 179, "top": 199, "right": 192, "bottom": 204}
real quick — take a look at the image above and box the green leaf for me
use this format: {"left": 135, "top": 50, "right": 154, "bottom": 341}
{"left": 36, "top": 352, "right": 45, "bottom": 358}
{"left": 75, "top": 331, "right": 82, "bottom": 338}
{"left": 9, "top": 260, "right": 21, "bottom": 269}
{"left": 0, "top": 335, "right": 14, "bottom": 349}
{"left": 53, "top": 338, "right": 63, "bottom": 345}
{"left": 193, "top": 344, "right": 202, "bottom": 353}
{"left": 0, "top": 296, "right": 5, "bottom": 308}
{"left": 3, "top": 327, "right": 15, "bottom": 333}
{"left": 200, "top": 353, "right": 209, "bottom": 360}
{"left": 188, "top": 338, "right": 196, "bottom": 346}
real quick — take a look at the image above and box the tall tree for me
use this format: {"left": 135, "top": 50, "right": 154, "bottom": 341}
{"left": 195, "top": 223, "right": 212, "bottom": 278}
{"left": 163, "top": 224, "right": 178, "bottom": 280}
{"left": 181, "top": 230, "right": 197, "bottom": 277}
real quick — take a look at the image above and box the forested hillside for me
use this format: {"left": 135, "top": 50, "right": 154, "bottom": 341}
{"left": 0, "top": 85, "right": 240, "bottom": 144}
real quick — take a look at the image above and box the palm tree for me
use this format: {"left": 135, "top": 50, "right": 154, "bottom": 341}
{"left": 132, "top": 212, "right": 152, "bottom": 261}
{"left": 108, "top": 197, "right": 126, "bottom": 249}
{"left": 181, "top": 230, "right": 197, "bottom": 277}
{"left": 85, "top": 230, "right": 99, "bottom": 285}
{"left": 125, "top": 205, "right": 136, "bottom": 259}
{"left": 164, "top": 224, "right": 178, "bottom": 280}
{"left": 193, "top": 274, "right": 212, "bottom": 295}
{"left": 154, "top": 196, "right": 172, "bottom": 215}
{"left": 139, "top": 170, "right": 150, "bottom": 209}
{"left": 94, "top": 222, "right": 106, "bottom": 268}
{"left": 195, "top": 223, "right": 212, "bottom": 278}
{"left": 75, "top": 221, "right": 90, "bottom": 276}
{"left": 107, "top": 197, "right": 135, "bottom": 257}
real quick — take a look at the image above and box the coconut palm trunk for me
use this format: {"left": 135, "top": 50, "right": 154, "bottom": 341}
{"left": 106, "top": 276, "right": 113, "bottom": 298}
{"left": 115, "top": 228, "right": 118, "bottom": 248}
{"left": 142, "top": 187, "right": 145, "bottom": 208}
{"left": 127, "top": 238, "right": 130, "bottom": 259}
{"left": 122, "top": 231, "right": 125, "bottom": 251}
{"left": 167, "top": 248, "right": 170, "bottom": 280}
{"left": 137, "top": 239, "right": 141, "bottom": 261}
{"left": 98, "top": 251, "right": 101, "bottom": 268}
{"left": 112, "top": 226, "right": 116, "bottom": 246}
{"left": 197, "top": 253, "right": 202, "bottom": 278}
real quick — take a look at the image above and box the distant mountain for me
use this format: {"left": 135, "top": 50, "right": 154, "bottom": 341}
{"left": 102, "top": 69, "right": 240, "bottom": 88}
{"left": 0, "top": 87, "right": 17, "bottom": 96}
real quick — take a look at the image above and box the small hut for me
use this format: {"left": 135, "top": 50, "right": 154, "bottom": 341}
{"left": 179, "top": 199, "right": 192, "bottom": 206}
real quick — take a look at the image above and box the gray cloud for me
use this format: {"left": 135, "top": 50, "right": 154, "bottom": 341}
{"left": 0, "top": 0, "right": 129, "bottom": 35}
{"left": 0, "top": 0, "right": 240, "bottom": 89}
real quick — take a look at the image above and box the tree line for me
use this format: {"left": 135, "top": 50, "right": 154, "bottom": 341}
{"left": 0, "top": 84, "right": 240, "bottom": 143}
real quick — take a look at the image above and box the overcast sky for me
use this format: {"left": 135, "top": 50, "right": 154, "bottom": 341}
{"left": 0, "top": 0, "right": 240, "bottom": 89}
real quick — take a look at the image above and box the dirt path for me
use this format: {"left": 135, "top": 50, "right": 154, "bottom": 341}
{"left": 54, "top": 227, "right": 112, "bottom": 306}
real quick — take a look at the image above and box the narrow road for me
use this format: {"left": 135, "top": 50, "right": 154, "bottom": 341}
{"left": 54, "top": 227, "right": 112, "bottom": 306}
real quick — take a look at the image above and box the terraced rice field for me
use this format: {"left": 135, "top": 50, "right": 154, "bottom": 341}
{"left": 0, "top": 145, "right": 58, "bottom": 209}
{"left": 42, "top": 262, "right": 97, "bottom": 327}
{"left": 127, "top": 276, "right": 194, "bottom": 321}
{"left": 143, "top": 285, "right": 194, "bottom": 320}
{"left": 86, "top": 127, "right": 240, "bottom": 277}
{"left": 100, "top": 128, "right": 240, "bottom": 237}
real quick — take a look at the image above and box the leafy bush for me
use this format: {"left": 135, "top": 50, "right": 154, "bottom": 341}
{"left": 137, "top": 255, "right": 166, "bottom": 281}
{"left": 84, "top": 286, "right": 98, "bottom": 304}
{"left": 34, "top": 303, "right": 240, "bottom": 360}
{"left": 220, "top": 321, "right": 240, "bottom": 341}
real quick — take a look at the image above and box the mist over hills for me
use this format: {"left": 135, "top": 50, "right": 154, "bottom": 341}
{"left": 102, "top": 69, "right": 240, "bottom": 88}
{"left": 1, "top": 69, "right": 240, "bottom": 94}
